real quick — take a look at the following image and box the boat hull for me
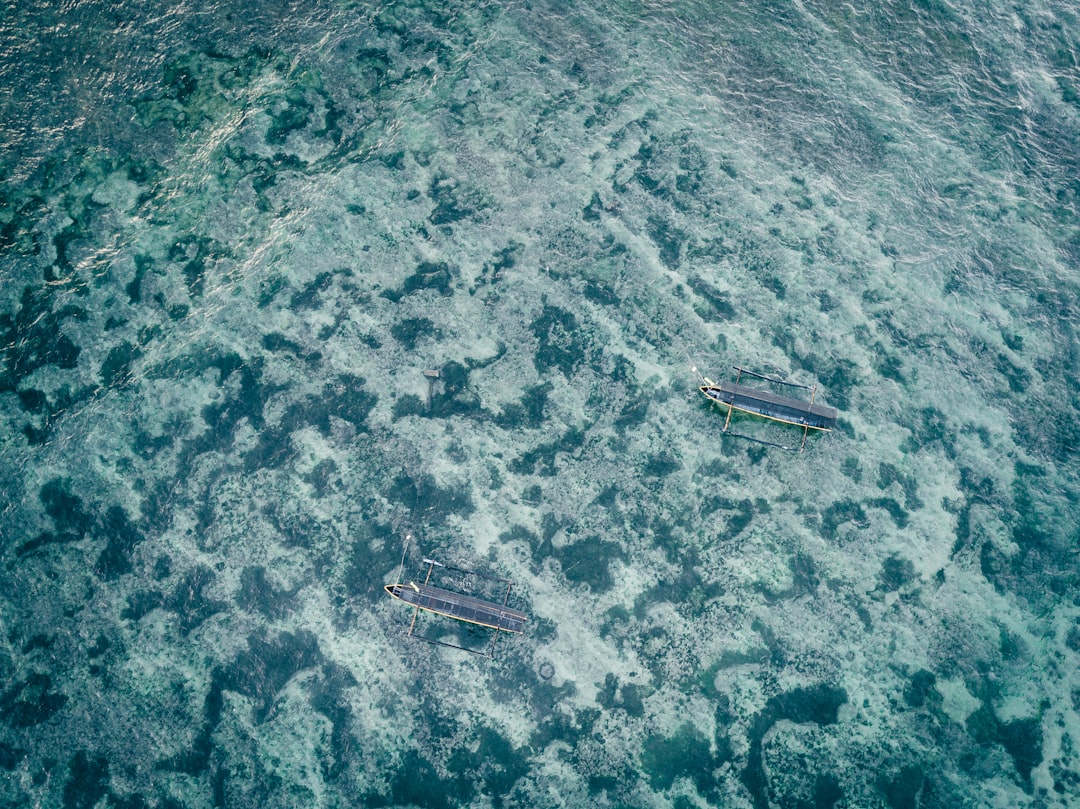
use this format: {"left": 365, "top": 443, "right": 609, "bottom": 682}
{"left": 700, "top": 382, "right": 836, "bottom": 430}
{"left": 385, "top": 582, "right": 528, "bottom": 633}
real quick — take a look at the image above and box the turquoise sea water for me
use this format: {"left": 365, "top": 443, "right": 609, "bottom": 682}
{"left": 2, "top": 1, "right": 1079, "bottom": 806}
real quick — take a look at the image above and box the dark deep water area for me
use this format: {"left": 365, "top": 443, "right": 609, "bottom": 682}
{"left": 2, "top": 1, "right": 1080, "bottom": 807}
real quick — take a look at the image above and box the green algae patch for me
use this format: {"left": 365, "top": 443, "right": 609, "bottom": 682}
{"left": 447, "top": 726, "right": 529, "bottom": 803}
{"left": 390, "top": 316, "right": 438, "bottom": 350}
{"left": 641, "top": 722, "right": 721, "bottom": 793}
{"left": 555, "top": 534, "right": 625, "bottom": 593}
{"left": 136, "top": 49, "right": 291, "bottom": 134}
{"left": 742, "top": 683, "right": 848, "bottom": 809}
{"left": 381, "top": 750, "right": 475, "bottom": 809}
{"left": 386, "top": 471, "right": 475, "bottom": 526}
{"left": 1, "top": 673, "right": 68, "bottom": 729}
{"left": 531, "top": 303, "right": 590, "bottom": 378}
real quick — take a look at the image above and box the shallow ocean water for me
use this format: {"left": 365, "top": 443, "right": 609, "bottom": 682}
{"left": 2, "top": 0, "right": 1079, "bottom": 807}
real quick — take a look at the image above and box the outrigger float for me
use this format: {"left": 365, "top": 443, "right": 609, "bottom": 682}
{"left": 696, "top": 365, "right": 837, "bottom": 452}
{"left": 385, "top": 557, "right": 528, "bottom": 658}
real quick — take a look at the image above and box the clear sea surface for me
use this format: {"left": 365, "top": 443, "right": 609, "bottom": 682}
{"left": 2, "top": 1, "right": 1079, "bottom": 807}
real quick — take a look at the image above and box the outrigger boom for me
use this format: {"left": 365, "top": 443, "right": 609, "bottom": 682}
{"left": 699, "top": 366, "right": 837, "bottom": 452}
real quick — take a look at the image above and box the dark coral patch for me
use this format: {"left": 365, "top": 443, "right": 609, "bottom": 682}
{"left": 0, "top": 741, "right": 26, "bottom": 770}
{"left": 0, "top": 672, "right": 68, "bottom": 728}
{"left": 475, "top": 243, "right": 520, "bottom": 289}
{"left": 93, "top": 505, "right": 144, "bottom": 581}
{"left": 531, "top": 303, "right": 587, "bottom": 378}
{"left": 223, "top": 630, "right": 322, "bottom": 722}
{"left": 702, "top": 496, "right": 755, "bottom": 538}
{"left": 555, "top": 534, "right": 625, "bottom": 593}
{"left": 598, "top": 674, "right": 646, "bottom": 718}
{"left": 120, "top": 590, "right": 165, "bottom": 622}
{"left": 641, "top": 722, "right": 722, "bottom": 793}
{"left": 390, "top": 316, "right": 438, "bottom": 350}
{"left": 262, "top": 332, "right": 322, "bottom": 364}
{"left": 166, "top": 565, "right": 227, "bottom": 635}
{"left": 1, "top": 286, "right": 84, "bottom": 391}
{"left": 819, "top": 499, "right": 868, "bottom": 540}
{"left": 391, "top": 393, "right": 426, "bottom": 419}
{"left": 493, "top": 382, "right": 551, "bottom": 429}
{"left": 266, "top": 85, "right": 314, "bottom": 145}
{"left": 815, "top": 773, "right": 844, "bottom": 808}
{"left": 62, "top": 750, "right": 109, "bottom": 809}
{"left": 614, "top": 396, "right": 650, "bottom": 436}
{"left": 900, "top": 406, "right": 955, "bottom": 457}
{"left": 307, "top": 662, "right": 359, "bottom": 779}
{"left": 168, "top": 235, "right": 220, "bottom": 298}
{"left": 643, "top": 452, "right": 680, "bottom": 478}
{"left": 237, "top": 566, "right": 295, "bottom": 620}
{"left": 879, "top": 554, "right": 916, "bottom": 591}
{"left": 159, "top": 630, "right": 324, "bottom": 776}
{"left": 386, "top": 471, "right": 474, "bottom": 526}
{"left": 428, "top": 174, "right": 483, "bottom": 226}
{"left": 243, "top": 376, "right": 376, "bottom": 472}
{"left": 880, "top": 764, "right": 924, "bottom": 809}
{"left": 647, "top": 216, "right": 685, "bottom": 270}
{"left": 768, "top": 684, "right": 847, "bottom": 726}
{"left": 742, "top": 684, "right": 847, "bottom": 809}
{"left": 381, "top": 261, "right": 454, "bottom": 302}
{"left": 172, "top": 352, "right": 273, "bottom": 462}
{"left": 379, "top": 750, "right": 475, "bottom": 809}
{"left": 40, "top": 477, "right": 93, "bottom": 533}
{"left": 99, "top": 341, "right": 138, "bottom": 388}
{"left": 868, "top": 497, "right": 909, "bottom": 528}
{"left": 509, "top": 426, "right": 585, "bottom": 476}
{"left": 687, "top": 276, "right": 736, "bottom": 321}
{"left": 14, "top": 477, "right": 97, "bottom": 557}
{"left": 903, "top": 669, "right": 938, "bottom": 709}
{"left": 305, "top": 458, "right": 339, "bottom": 497}
{"left": 967, "top": 703, "right": 1043, "bottom": 790}
{"left": 446, "top": 725, "right": 529, "bottom": 801}
{"left": 290, "top": 268, "right": 351, "bottom": 310}
{"left": 126, "top": 254, "right": 153, "bottom": 304}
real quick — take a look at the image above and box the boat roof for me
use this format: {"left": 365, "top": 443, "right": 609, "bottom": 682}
{"left": 385, "top": 582, "right": 528, "bottom": 633}
{"left": 701, "top": 380, "right": 837, "bottom": 430}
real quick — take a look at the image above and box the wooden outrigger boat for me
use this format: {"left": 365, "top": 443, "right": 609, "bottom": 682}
{"left": 385, "top": 557, "right": 527, "bottom": 657}
{"left": 697, "top": 365, "right": 837, "bottom": 452}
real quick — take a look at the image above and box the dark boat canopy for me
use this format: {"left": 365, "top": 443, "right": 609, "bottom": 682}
{"left": 385, "top": 582, "right": 528, "bottom": 633}
{"left": 701, "top": 381, "right": 837, "bottom": 430}
{"left": 696, "top": 365, "right": 838, "bottom": 452}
